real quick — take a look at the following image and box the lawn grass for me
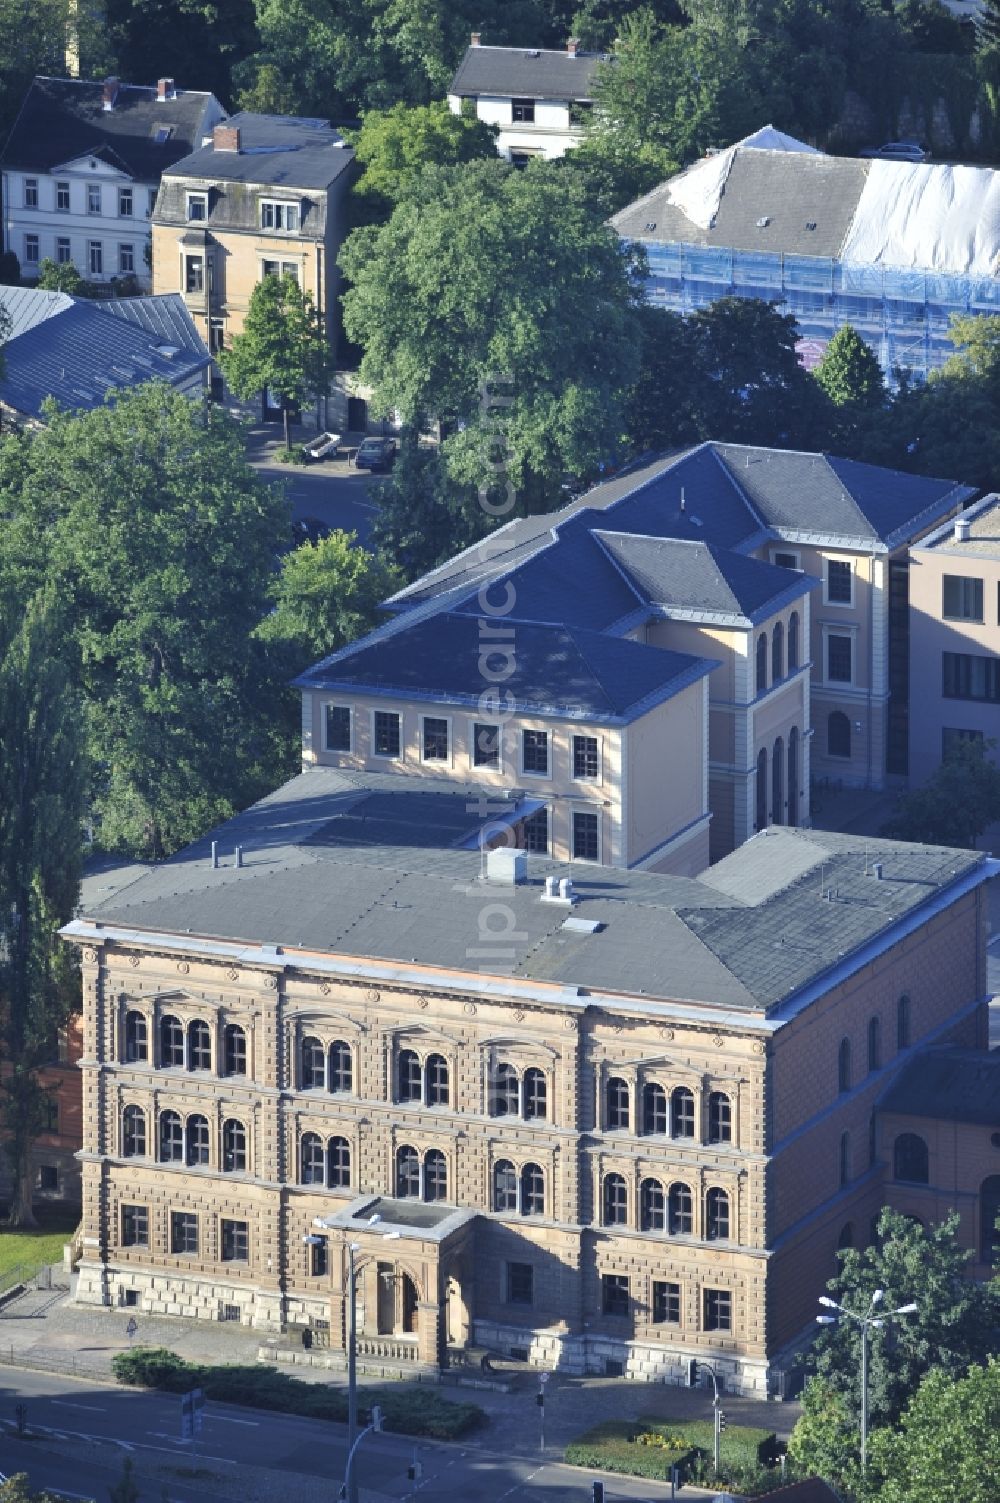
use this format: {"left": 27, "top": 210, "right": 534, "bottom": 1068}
{"left": 565, "top": 1416, "right": 779, "bottom": 1483}
{"left": 0, "top": 1210, "right": 78, "bottom": 1286}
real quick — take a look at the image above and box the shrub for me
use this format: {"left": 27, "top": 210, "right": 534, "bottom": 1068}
{"left": 565, "top": 1417, "right": 778, "bottom": 1483}
{"left": 112, "top": 1347, "right": 484, "bottom": 1439}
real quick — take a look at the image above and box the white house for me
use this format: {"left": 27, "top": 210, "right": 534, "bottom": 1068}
{"left": 1, "top": 76, "right": 225, "bottom": 291}
{"left": 447, "top": 34, "right": 605, "bottom": 164}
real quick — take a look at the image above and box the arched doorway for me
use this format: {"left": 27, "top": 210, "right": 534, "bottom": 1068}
{"left": 401, "top": 1273, "right": 419, "bottom": 1334}
{"left": 772, "top": 736, "right": 784, "bottom": 824}
{"left": 788, "top": 727, "right": 799, "bottom": 826}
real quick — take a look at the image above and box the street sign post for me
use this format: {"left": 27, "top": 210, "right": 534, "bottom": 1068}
{"left": 181, "top": 1388, "right": 205, "bottom": 1445}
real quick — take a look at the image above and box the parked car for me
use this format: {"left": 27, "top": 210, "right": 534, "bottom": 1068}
{"left": 291, "top": 516, "right": 331, "bottom": 547}
{"left": 301, "top": 430, "right": 341, "bottom": 463}
{"left": 352, "top": 436, "right": 397, "bottom": 471}
{"left": 859, "top": 140, "right": 929, "bottom": 163}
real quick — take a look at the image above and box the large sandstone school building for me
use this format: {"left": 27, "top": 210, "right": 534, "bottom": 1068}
{"left": 66, "top": 770, "right": 995, "bottom": 1395}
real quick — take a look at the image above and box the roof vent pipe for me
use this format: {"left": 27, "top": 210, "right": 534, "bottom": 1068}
{"left": 235, "top": 846, "right": 243, "bottom": 868}
{"left": 871, "top": 861, "right": 883, "bottom": 880}
{"left": 211, "top": 840, "right": 218, "bottom": 869}
{"left": 558, "top": 877, "right": 574, "bottom": 903}
{"left": 954, "top": 516, "right": 971, "bottom": 542}
{"left": 543, "top": 875, "right": 559, "bottom": 899}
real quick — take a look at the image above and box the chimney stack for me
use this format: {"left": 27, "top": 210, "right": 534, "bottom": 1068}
{"left": 470, "top": 31, "right": 481, "bottom": 45}
{"left": 213, "top": 122, "right": 241, "bottom": 153}
{"left": 157, "top": 77, "right": 176, "bottom": 101}
{"left": 567, "top": 37, "right": 580, "bottom": 56}
{"left": 954, "top": 515, "right": 971, "bottom": 542}
{"left": 102, "top": 76, "right": 119, "bottom": 111}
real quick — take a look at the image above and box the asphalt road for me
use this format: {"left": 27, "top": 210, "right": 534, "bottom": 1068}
{"left": 0, "top": 1367, "right": 688, "bottom": 1503}
{"left": 244, "top": 426, "right": 379, "bottom": 545}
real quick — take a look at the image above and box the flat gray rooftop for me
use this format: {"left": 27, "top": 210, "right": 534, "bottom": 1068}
{"left": 914, "top": 493, "right": 1000, "bottom": 561}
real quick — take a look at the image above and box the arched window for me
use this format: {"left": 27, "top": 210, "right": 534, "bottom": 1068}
{"left": 668, "top": 1182, "right": 693, "bottom": 1235}
{"left": 708, "top": 1092, "right": 732, "bottom": 1144}
{"left": 643, "top": 1082, "right": 667, "bottom": 1136}
{"left": 893, "top": 1132, "right": 929, "bottom": 1184}
{"left": 494, "top": 1158, "right": 517, "bottom": 1213}
{"left": 706, "top": 1188, "right": 730, "bottom": 1241}
{"left": 867, "top": 1016, "right": 881, "bottom": 1073}
{"left": 839, "top": 1130, "right": 851, "bottom": 1187}
{"left": 603, "top": 1172, "right": 628, "bottom": 1226}
{"left": 124, "top": 1011, "right": 147, "bottom": 1063}
{"left": 328, "top": 1136, "right": 351, "bottom": 1188}
{"left": 838, "top": 1222, "right": 854, "bottom": 1250}
{"left": 159, "top": 1109, "right": 183, "bottom": 1162}
{"left": 329, "top": 1040, "right": 352, "bottom": 1094}
{"left": 671, "top": 1086, "right": 695, "bottom": 1139}
{"left": 494, "top": 1062, "right": 518, "bottom": 1117}
{"left": 301, "top": 1035, "right": 325, "bottom": 1090}
{"left": 424, "top": 1148, "right": 447, "bottom": 1201}
{"left": 640, "top": 1177, "right": 665, "bottom": 1231}
{"left": 838, "top": 1038, "right": 851, "bottom": 1093}
{"left": 396, "top": 1144, "right": 420, "bottom": 1198}
{"left": 980, "top": 1175, "right": 1000, "bottom": 1265}
{"left": 756, "top": 747, "right": 768, "bottom": 830}
{"left": 160, "top": 1014, "right": 184, "bottom": 1068}
{"left": 788, "top": 612, "right": 799, "bottom": 671}
{"left": 788, "top": 727, "right": 799, "bottom": 827}
{"left": 301, "top": 1131, "right": 325, "bottom": 1183}
{"left": 606, "top": 1076, "right": 630, "bottom": 1131}
{"left": 426, "top": 1053, "right": 449, "bottom": 1107}
{"left": 521, "top": 1163, "right": 544, "bottom": 1216}
{"left": 897, "top": 994, "right": 911, "bottom": 1050}
{"left": 122, "top": 1104, "right": 146, "bottom": 1157}
{"left": 828, "top": 710, "right": 851, "bottom": 759}
{"left": 224, "top": 1023, "right": 246, "bottom": 1076}
{"left": 186, "top": 1113, "right": 210, "bottom": 1166}
{"left": 772, "top": 735, "right": 784, "bottom": 824}
{"left": 756, "top": 633, "right": 768, "bottom": 693}
{"left": 188, "top": 1019, "right": 211, "bottom": 1071}
{"left": 772, "top": 621, "right": 784, "bottom": 682}
{"left": 222, "top": 1118, "right": 246, "bottom": 1172}
{"left": 523, "top": 1068, "right": 547, "bottom": 1120}
{"left": 397, "top": 1049, "right": 421, "bottom": 1103}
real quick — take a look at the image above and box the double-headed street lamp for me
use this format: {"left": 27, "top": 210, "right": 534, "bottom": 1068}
{"left": 816, "top": 1288, "right": 917, "bottom": 1473}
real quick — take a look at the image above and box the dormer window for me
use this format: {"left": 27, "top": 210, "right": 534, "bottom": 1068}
{"left": 186, "top": 193, "right": 207, "bottom": 222}
{"left": 260, "top": 200, "right": 299, "bottom": 232}
{"left": 511, "top": 99, "right": 535, "bottom": 123}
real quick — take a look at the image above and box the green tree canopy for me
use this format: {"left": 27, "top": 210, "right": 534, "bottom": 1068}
{"left": 787, "top": 1377, "right": 860, "bottom": 1492}
{"left": 0, "top": 383, "right": 291, "bottom": 859}
{"left": 0, "top": 1475, "right": 61, "bottom": 1503}
{"left": 257, "top": 530, "right": 401, "bottom": 673}
{"left": 220, "top": 274, "right": 331, "bottom": 452}
{"left": 814, "top": 325, "right": 887, "bottom": 411}
{"left": 351, "top": 100, "right": 498, "bottom": 217}
{"left": 809, "top": 1209, "right": 1000, "bottom": 1430}
{"left": 865, "top": 1359, "right": 1000, "bottom": 1503}
{"left": 882, "top": 737, "right": 1000, "bottom": 847}
{"left": 36, "top": 257, "right": 83, "bottom": 295}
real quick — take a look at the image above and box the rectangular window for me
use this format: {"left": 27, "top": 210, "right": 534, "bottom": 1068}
{"left": 184, "top": 254, "right": 203, "bottom": 293}
{"left": 943, "top": 727, "right": 984, "bottom": 759}
{"left": 522, "top": 806, "right": 548, "bottom": 854}
{"left": 310, "top": 1235, "right": 328, "bottom": 1277}
{"left": 261, "top": 257, "right": 300, "bottom": 282}
{"left": 147, "top": 188, "right": 157, "bottom": 216}
{"left": 522, "top": 729, "right": 549, "bottom": 775}
{"left": 56, "top": 237, "right": 71, "bottom": 264}
{"left": 209, "top": 318, "right": 225, "bottom": 355}
{"left": 324, "top": 704, "right": 351, "bottom": 752}
{"left": 37, "top": 1164, "right": 58, "bottom": 1192}
{"left": 942, "top": 651, "right": 1000, "bottom": 702}
{"left": 773, "top": 550, "right": 799, "bottom": 570}
{"left": 472, "top": 721, "right": 499, "bottom": 768}
{"left": 121, "top": 1204, "right": 148, "bottom": 1248}
{"left": 170, "top": 1211, "right": 198, "bottom": 1255}
{"left": 942, "top": 574, "right": 983, "bottom": 622}
{"left": 260, "top": 200, "right": 299, "bottom": 231}
{"left": 88, "top": 240, "right": 103, "bottom": 276}
{"left": 512, "top": 98, "right": 536, "bottom": 123}
{"left": 118, "top": 186, "right": 133, "bottom": 217}
{"left": 118, "top": 243, "right": 134, "bottom": 274}
{"left": 826, "top": 558, "right": 853, "bottom": 605}
{"left": 572, "top": 810, "right": 600, "bottom": 862}
{"left": 24, "top": 234, "right": 39, "bottom": 265}
{"left": 827, "top": 634, "right": 852, "bottom": 683}
{"left": 373, "top": 710, "right": 401, "bottom": 758}
{"left": 652, "top": 1280, "right": 680, "bottom": 1325}
{"left": 24, "top": 178, "right": 38, "bottom": 208}
{"left": 186, "top": 193, "right": 207, "bottom": 222}
{"left": 602, "top": 1273, "right": 629, "bottom": 1317}
{"left": 506, "top": 1261, "right": 533, "bottom": 1305}
{"left": 422, "top": 716, "right": 449, "bottom": 762}
{"left": 56, "top": 181, "right": 70, "bottom": 212}
{"left": 703, "top": 1288, "right": 732, "bottom": 1332}
{"left": 573, "top": 734, "right": 599, "bottom": 780}
{"left": 87, "top": 183, "right": 101, "bottom": 215}
{"left": 221, "top": 1218, "right": 249, "bottom": 1263}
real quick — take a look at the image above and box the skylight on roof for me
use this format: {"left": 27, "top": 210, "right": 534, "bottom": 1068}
{"left": 154, "top": 344, "right": 179, "bottom": 359}
{"left": 152, "top": 125, "right": 172, "bottom": 144}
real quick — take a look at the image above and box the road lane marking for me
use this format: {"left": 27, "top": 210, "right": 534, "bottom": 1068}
{"left": 50, "top": 1401, "right": 106, "bottom": 1413}
{"left": 495, "top": 1464, "right": 546, "bottom": 1501}
{"left": 210, "top": 1415, "right": 259, "bottom": 1426}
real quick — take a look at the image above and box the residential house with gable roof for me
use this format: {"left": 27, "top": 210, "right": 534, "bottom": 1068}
{"left": 447, "top": 33, "right": 605, "bottom": 164}
{"left": 0, "top": 75, "right": 224, "bottom": 291}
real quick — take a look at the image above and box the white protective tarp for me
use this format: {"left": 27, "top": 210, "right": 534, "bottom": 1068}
{"left": 840, "top": 160, "right": 1000, "bottom": 276}
{"left": 667, "top": 125, "right": 823, "bottom": 231}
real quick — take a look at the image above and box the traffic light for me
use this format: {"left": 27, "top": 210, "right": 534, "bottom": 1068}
{"left": 371, "top": 1404, "right": 384, "bottom": 1433}
{"left": 592, "top": 1483, "right": 605, "bottom": 1503}
{"left": 536, "top": 1392, "right": 545, "bottom": 1407}
{"left": 718, "top": 1410, "right": 727, "bottom": 1433}
{"left": 687, "top": 1358, "right": 699, "bottom": 1387}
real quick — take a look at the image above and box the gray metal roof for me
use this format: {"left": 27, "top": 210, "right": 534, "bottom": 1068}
{"left": 73, "top": 768, "right": 990, "bottom": 1018}
{"left": 595, "top": 532, "right": 816, "bottom": 625}
{"left": 449, "top": 44, "right": 606, "bottom": 102}
{"left": 0, "top": 286, "right": 72, "bottom": 340}
{"left": 161, "top": 111, "right": 354, "bottom": 191}
{"left": 95, "top": 294, "right": 207, "bottom": 357}
{"left": 879, "top": 1047, "right": 1000, "bottom": 1125}
{"left": 1, "top": 76, "right": 219, "bottom": 180}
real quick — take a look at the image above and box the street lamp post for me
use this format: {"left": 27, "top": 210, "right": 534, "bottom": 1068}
{"left": 816, "top": 1288, "right": 917, "bottom": 1473}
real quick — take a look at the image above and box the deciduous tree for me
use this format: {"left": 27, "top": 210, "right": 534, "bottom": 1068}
{"left": 351, "top": 101, "right": 498, "bottom": 217}
{"left": 220, "top": 274, "right": 331, "bottom": 453}
{"left": 36, "top": 257, "right": 83, "bottom": 295}
{"left": 865, "top": 1359, "right": 1000, "bottom": 1503}
{"left": 257, "top": 530, "right": 401, "bottom": 673}
{"left": 882, "top": 736, "right": 1000, "bottom": 847}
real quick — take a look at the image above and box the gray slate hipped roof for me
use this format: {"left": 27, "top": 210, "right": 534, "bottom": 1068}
{"left": 1, "top": 76, "right": 219, "bottom": 180}
{"left": 878, "top": 1047, "right": 1000, "bottom": 1125}
{"left": 72, "top": 767, "right": 991, "bottom": 1018}
{"left": 595, "top": 532, "right": 815, "bottom": 625}
{"left": 449, "top": 44, "right": 606, "bottom": 102}
{"left": 161, "top": 111, "right": 354, "bottom": 191}
{"left": 294, "top": 612, "right": 716, "bottom": 723}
